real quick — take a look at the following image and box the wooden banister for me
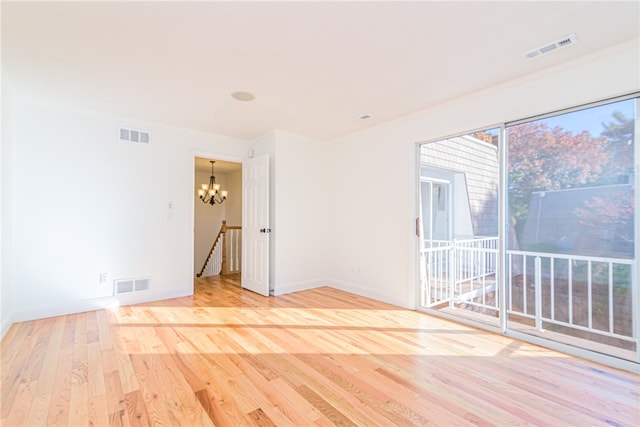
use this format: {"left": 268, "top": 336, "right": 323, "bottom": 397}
{"left": 197, "top": 220, "right": 242, "bottom": 278}
{"left": 221, "top": 221, "right": 228, "bottom": 275}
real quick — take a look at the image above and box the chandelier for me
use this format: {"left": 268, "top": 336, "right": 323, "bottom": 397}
{"left": 198, "top": 160, "right": 228, "bottom": 205}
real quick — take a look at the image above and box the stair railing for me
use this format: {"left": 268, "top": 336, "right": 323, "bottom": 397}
{"left": 197, "top": 220, "right": 242, "bottom": 277}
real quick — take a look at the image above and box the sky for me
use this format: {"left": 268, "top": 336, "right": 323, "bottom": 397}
{"left": 465, "top": 98, "right": 635, "bottom": 143}
{"left": 538, "top": 98, "right": 635, "bottom": 137}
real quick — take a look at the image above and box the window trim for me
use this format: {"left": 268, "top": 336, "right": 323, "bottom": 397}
{"left": 506, "top": 91, "right": 640, "bottom": 128}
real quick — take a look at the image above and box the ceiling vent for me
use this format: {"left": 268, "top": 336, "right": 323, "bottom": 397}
{"left": 119, "top": 127, "right": 150, "bottom": 144}
{"left": 522, "top": 33, "right": 579, "bottom": 61}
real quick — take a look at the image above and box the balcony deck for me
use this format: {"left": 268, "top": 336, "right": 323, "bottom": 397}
{"left": 2, "top": 274, "right": 638, "bottom": 426}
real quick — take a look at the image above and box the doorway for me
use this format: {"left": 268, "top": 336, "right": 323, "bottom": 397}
{"left": 194, "top": 157, "right": 243, "bottom": 279}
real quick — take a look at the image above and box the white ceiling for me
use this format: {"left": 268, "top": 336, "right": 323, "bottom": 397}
{"left": 2, "top": 1, "right": 639, "bottom": 141}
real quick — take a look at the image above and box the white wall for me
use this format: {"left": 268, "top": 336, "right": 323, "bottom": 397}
{"left": 328, "top": 122, "right": 416, "bottom": 307}
{"left": 250, "top": 130, "right": 330, "bottom": 294}
{"left": 225, "top": 169, "right": 243, "bottom": 226}
{"left": 327, "top": 40, "right": 640, "bottom": 310}
{"left": 0, "top": 83, "right": 4, "bottom": 335}
{"left": 1, "top": 72, "right": 15, "bottom": 337}
{"left": 272, "top": 130, "right": 329, "bottom": 294}
{"left": 8, "top": 94, "right": 250, "bottom": 321}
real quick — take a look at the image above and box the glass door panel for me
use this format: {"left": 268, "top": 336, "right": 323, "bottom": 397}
{"left": 418, "top": 128, "right": 500, "bottom": 327}
{"left": 506, "top": 98, "right": 637, "bottom": 361}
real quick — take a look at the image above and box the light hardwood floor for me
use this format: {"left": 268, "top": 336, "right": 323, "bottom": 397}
{"left": 2, "top": 274, "right": 639, "bottom": 426}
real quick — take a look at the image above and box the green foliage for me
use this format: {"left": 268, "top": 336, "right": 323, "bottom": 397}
{"left": 601, "top": 110, "right": 634, "bottom": 145}
{"left": 573, "top": 111, "right": 635, "bottom": 246}
{"left": 507, "top": 122, "right": 609, "bottom": 238}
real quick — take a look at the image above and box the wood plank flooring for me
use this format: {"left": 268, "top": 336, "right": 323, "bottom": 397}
{"left": 2, "top": 274, "right": 639, "bottom": 426}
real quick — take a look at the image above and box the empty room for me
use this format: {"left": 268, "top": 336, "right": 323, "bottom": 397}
{"left": 1, "top": 1, "right": 639, "bottom": 426}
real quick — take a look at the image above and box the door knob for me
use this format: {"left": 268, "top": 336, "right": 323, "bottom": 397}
{"left": 260, "top": 228, "right": 271, "bottom": 233}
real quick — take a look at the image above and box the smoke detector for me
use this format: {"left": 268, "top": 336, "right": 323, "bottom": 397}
{"left": 231, "top": 91, "right": 256, "bottom": 102}
{"left": 351, "top": 114, "right": 372, "bottom": 122}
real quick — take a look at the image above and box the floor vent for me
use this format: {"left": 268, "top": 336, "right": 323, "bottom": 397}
{"left": 119, "top": 127, "right": 150, "bottom": 144}
{"left": 522, "top": 33, "right": 578, "bottom": 61}
{"left": 114, "top": 277, "right": 151, "bottom": 295}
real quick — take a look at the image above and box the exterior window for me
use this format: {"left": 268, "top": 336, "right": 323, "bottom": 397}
{"left": 506, "top": 98, "right": 636, "bottom": 359}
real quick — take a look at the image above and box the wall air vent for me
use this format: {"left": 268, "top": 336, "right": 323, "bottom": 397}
{"left": 521, "top": 33, "right": 579, "bottom": 61}
{"left": 114, "top": 277, "right": 151, "bottom": 295}
{"left": 119, "top": 127, "right": 150, "bottom": 144}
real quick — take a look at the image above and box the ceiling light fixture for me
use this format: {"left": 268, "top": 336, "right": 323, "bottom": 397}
{"left": 198, "top": 161, "right": 228, "bottom": 205}
{"left": 231, "top": 91, "right": 256, "bottom": 101}
{"left": 351, "top": 114, "right": 372, "bottom": 122}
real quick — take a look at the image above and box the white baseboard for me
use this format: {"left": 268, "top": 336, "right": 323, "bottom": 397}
{"left": 326, "top": 278, "right": 408, "bottom": 309}
{"left": 1, "top": 312, "right": 13, "bottom": 340}
{"left": 114, "top": 287, "right": 192, "bottom": 307}
{"left": 10, "top": 287, "right": 193, "bottom": 323}
{"left": 272, "top": 277, "right": 409, "bottom": 310}
{"left": 11, "top": 296, "right": 120, "bottom": 323}
{"left": 272, "top": 278, "right": 328, "bottom": 295}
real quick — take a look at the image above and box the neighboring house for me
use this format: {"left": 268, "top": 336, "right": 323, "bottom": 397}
{"left": 521, "top": 184, "right": 634, "bottom": 258}
{"left": 420, "top": 135, "right": 499, "bottom": 239}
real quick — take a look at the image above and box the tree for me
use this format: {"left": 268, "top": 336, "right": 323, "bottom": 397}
{"left": 575, "top": 189, "right": 634, "bottom": 231}
{"left": 599, "top": 110, "right": 635, "bottom": 182}
{"left": 601, "top": 110, "right": 634, "bottom": 145}
{"left": 508, "top": 122, "right": 610, "bottom": 238}
{"left": 571, "top": 111, "right": 636, "bottom": 252}
{"left": 471, "top": 130, "right": 499, "bottom": 146}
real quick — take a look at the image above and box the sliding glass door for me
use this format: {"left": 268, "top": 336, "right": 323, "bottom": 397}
{"left": 418, "top": 94, "right": 639, "bottom": 365}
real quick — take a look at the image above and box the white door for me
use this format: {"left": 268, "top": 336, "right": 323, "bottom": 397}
{"left": 241, "top": 154, "right": 270, "bottom": 296}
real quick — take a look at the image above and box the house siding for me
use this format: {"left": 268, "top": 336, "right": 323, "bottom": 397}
{"left": 421, "top": 135, "right": 499, "bottom": 236}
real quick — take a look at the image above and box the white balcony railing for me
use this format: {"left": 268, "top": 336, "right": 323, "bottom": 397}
{"left": 506, "top": 250, "right": 636, "bottom": 345}
{"left": 420, "top": 237, "right": 498, "bottom": 309}
{"left": 420, "top": 239, "right": 637, "bottom": 349}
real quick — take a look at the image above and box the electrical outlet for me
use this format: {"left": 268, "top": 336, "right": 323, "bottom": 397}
{"left": 99, "top": 273, "right": 109, "bottom": 284}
